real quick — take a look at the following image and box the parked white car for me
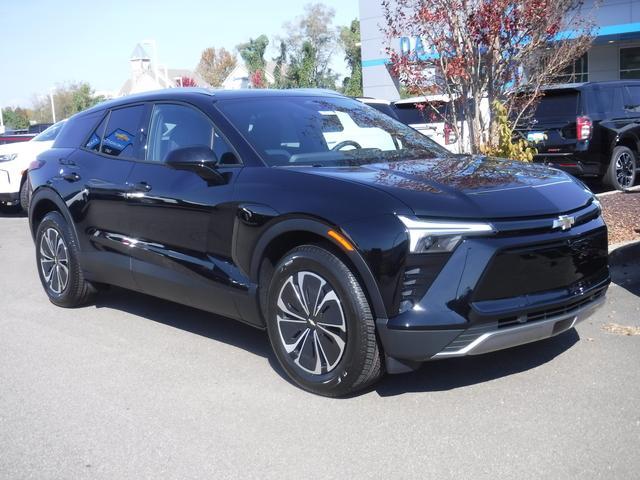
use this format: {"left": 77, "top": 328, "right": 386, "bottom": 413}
{"left": 0, "top": 121, "right": 65, "bottom": 212}
{"left": 320, "top": 110, "right": 397, "bottom": 151}
{"left": 393, "top": 95, "right": 490, "bottom": 154}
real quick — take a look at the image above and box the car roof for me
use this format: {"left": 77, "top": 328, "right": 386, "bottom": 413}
{"left": 356, "top": 97, "right": 392, "bottom": 105}
{"left": 542, "top": 80, "right": 640, "bottom": 91}
{"left": 394, "top": 94, "right": 455, "bottom": 105}
{"left": 81, "top": 88, "right": 346, "bottom": 115}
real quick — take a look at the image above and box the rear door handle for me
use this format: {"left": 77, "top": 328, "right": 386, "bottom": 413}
{"left": 130, "top": 181, "right": 152, "bottom": 192}
{"left": 62, "top": 172, "right": 81, "bottom": 182}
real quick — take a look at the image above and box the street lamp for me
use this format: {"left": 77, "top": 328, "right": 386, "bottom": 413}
{"left": 49, "top": 88, "right": 56, "bottom": 123}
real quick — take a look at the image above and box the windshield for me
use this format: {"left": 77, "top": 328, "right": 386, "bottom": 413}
{"left": 217, "top": 96, "right": 451, "bottom": 167}
{"left": 33, "top": 121, "right": 65, "bottom": 142}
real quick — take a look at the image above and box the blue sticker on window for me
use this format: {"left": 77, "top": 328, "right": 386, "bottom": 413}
{"left": 103, "top": 128, "right": 135, "bottom": 153}
{"left": 85, "top": 133, "right": 101, "bottom": 150}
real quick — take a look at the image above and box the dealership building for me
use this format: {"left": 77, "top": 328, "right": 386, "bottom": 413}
{"left": 359, "top": 0, "right": 640, "bottom": 100}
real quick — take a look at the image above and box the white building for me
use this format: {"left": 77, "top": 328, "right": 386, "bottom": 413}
{"left": 360, "top": 0, "right": 640, "bottom": 99}
{"left": 221, "top": 61, "right": 279, "bottom": 90}
{"left": 119, "top": 44, "right": 207, "bottom": 97}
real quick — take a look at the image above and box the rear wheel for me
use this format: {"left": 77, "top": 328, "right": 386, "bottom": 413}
{"left": 266, "top": 245, "right": 383, "bottom": 397}
{"left": 35, "top": 211, "right": 96, "bottom": 307}
{"left": 603, "top": 146, "right": 636, "bottom": 191}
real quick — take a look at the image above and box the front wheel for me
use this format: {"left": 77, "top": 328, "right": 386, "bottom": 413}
{"left": 603, "top": 146, "right": 637, "bottom": 191}
{"left": 266, "top": 245, "right": 383, "bottom": 397}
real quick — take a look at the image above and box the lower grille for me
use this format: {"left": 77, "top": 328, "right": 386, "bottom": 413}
{"left": 439, "top": 289, "right": 606, "bottom": 355}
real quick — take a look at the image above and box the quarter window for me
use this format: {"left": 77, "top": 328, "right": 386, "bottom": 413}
{"left": 101, "top": 105, "right": 146, "bottom": 158}
{"left": 146, "top": 103, "right": 238, "bottom": 164}
{"left": 620, "top": 47, "right": 640, "bottom": 80}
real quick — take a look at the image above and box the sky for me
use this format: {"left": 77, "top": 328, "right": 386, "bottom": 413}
{"left": 0, "top": 0, "right": 359, "bottom": 107}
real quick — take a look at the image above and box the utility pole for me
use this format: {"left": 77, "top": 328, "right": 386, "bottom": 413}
{"left": 49, "top": 89, "right": 56, "bottom": 123}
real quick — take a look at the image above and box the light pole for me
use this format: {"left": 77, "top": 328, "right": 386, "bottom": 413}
{"left": 49, "top": 89, "right": 56, "bottom": 123}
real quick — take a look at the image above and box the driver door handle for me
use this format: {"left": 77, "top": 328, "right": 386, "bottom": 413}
{"left": 62, "top": 172, "right": 81, "bottom": 182}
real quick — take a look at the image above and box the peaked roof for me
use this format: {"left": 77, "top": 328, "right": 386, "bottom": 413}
{"left": 130, "top": 43, "right": 150, "bottom": 61}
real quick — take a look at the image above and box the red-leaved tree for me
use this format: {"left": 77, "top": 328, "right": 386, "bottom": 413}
{"left": 382, "top": 0, "right": 596, "bottom": 153}
{"left": 177, "top": 76, "right": 197, "bottom": 87}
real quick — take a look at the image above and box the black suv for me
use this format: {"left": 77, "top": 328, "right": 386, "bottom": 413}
{"left": 28, "top": 89, "right": 609, "bottom": 396}
{"left": 522, "top": 81, "right": 640, "bottom": 190}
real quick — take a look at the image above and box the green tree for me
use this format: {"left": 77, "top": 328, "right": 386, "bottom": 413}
{"left": 340, "top": 19, "right": 362, "bottom": 97}
{"left": 237, "top": 35, "right": 269, "bottom": 87}
{"left": 31, "top": 82, "right": 104, "bottom": 123}
{"left": 282, "top": 3, "right": 340, "bottom": 89}
{"left": 196, "top": 47, "right": 237, "bottom": 87}
{"left": 273, "top": 41, "right": 288, "bottom": 88}
{"left": 1, "top": 107, "right": 30, "bottom": 130}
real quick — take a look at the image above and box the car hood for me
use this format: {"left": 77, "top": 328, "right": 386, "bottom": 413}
{"left": 291, "top": 156, "right": 593, "bottom": 219}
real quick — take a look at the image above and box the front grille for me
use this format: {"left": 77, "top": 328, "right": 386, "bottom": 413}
{"left": 473, "top": 227, "right": 608, "bottom": 302}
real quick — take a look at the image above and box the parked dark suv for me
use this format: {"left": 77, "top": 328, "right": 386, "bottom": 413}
{"left": 521, "top": 81, "right": 640, "bottom": 190}
{"left": 28, "top": 89, "right": 609, "bottom": 396}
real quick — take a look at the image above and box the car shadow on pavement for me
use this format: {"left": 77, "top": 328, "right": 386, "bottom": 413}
{"left": 610, "top": 244, "right": 640, "bottom": 297}
{"left": 374, "top": 329, "right": 579, "bottom": 397}
{"left": 93, "top": 287, "right": 291, "bottom": 383}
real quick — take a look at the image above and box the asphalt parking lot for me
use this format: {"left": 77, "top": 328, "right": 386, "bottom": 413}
{"left": 1, "top": 213, "right": 639, "bottom": 480}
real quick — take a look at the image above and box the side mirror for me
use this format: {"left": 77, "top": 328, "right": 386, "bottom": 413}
{"left": 165, "top": 146, "right": 226, "bottom": 185}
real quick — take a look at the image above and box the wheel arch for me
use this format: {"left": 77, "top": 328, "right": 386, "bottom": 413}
{"left": 29, "top": 187, "right": 78, "bottom": 244}
{"left": 250, "top": 218, "right": 388, "bottom": 323}
{"left": 614, "top": 133, "right": 640, "bottom": 156}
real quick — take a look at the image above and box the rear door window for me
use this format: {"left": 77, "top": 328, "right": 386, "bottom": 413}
{"left": 101, "top": 105, "right": 146, "bottom": 158}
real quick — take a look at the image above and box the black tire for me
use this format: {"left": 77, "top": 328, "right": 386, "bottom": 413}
{"left": 603, "top": 146, "right": 637, "bottom": 191}
{"left": 35, "top": 211, "right": 96, "bottom": 307}
{"left": 19, "top": 177, "right": 30, "bottom": 213}
{"left": 266, "top": 245, "right": 383, "bottom": 397}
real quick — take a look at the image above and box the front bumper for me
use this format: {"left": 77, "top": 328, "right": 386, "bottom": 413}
{"left": 376, "top": 208, "right": 610, "bottom": 373}
{"left": 532, "top": 152, "right": 602, "bottom": 177}
{"left": 0, "top": 191, "right": 19, "bottom": 204}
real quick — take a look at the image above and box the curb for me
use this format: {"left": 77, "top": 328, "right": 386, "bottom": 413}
{"left": 609, "top": 239, "right": 640, "bottom": 266}
{"left": 596, "top": 185, "right": 640, "bottom": 198}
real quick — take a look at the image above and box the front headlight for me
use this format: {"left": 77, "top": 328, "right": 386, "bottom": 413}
{"left": 591, "top": 196, "right": 602, "bottom": 215}
{"left": 0, "top": 153, "right": 18, "bottom": 163}
{"left": 398, "top": 215, "right": 495, "bottom": 253}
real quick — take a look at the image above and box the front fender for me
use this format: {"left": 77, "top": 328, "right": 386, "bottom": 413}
{"left": 236, "top": 213, "right": 389, "bottom": 322}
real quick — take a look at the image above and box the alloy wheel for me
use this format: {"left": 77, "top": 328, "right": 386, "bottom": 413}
{"left": 39, "top": 227, "right": 70, "bottom": 295}
{"left": 615, "top": 151, "right": 635, "bottom": 189}
{"left": 276, "top": 271, "right": 347, "bottom": 375}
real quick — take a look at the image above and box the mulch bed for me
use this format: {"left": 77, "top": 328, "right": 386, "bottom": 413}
{"left": 600, "top": 190, "right": 640, "bottom": 245}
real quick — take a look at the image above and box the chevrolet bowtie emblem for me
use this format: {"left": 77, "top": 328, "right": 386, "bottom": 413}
{"left": 553, "top": 215, "right": 575, "bottom": 231}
